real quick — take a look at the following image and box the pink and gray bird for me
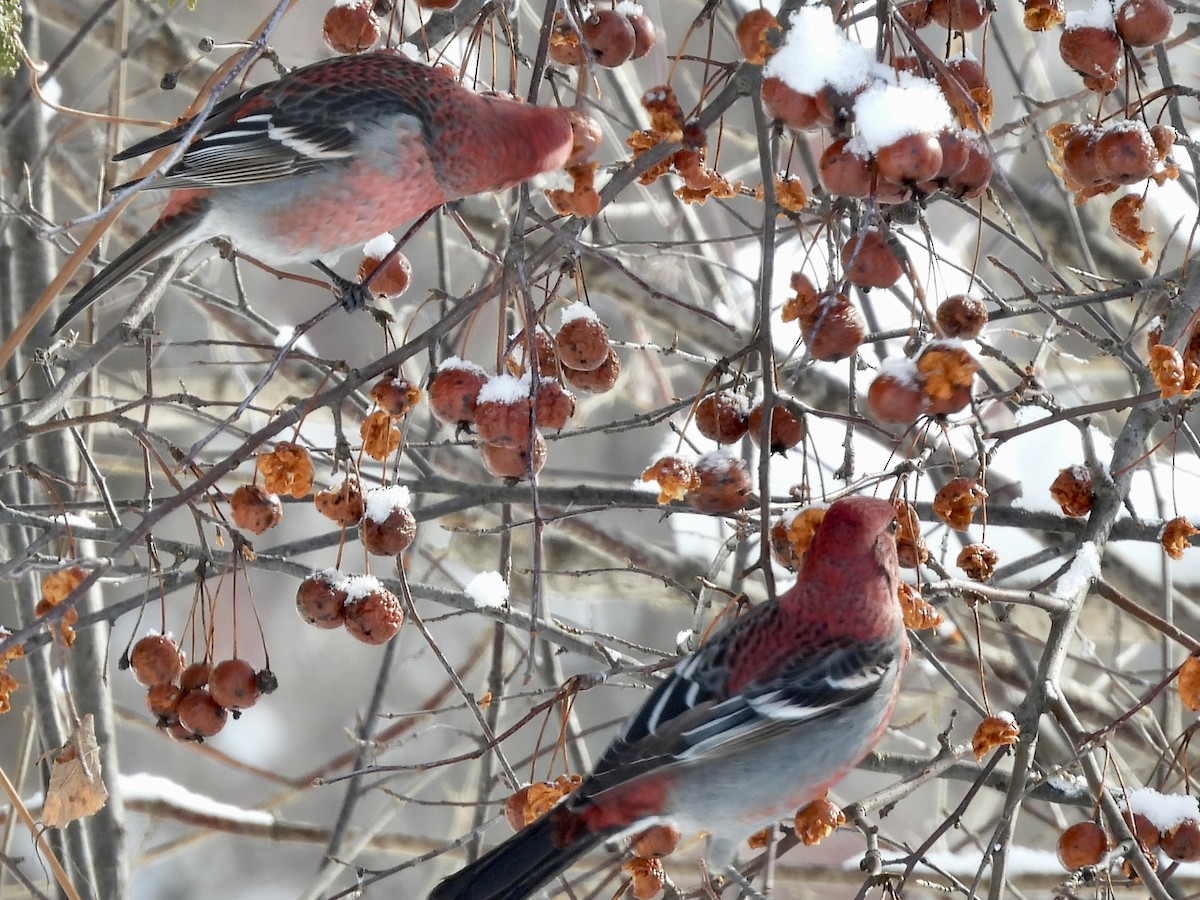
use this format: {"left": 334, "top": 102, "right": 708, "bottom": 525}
{"left": 431, "top": 495, "right": 908, "bottom": 900}
{"left": 54, "top": 51, "right": 592, "bottom": 333}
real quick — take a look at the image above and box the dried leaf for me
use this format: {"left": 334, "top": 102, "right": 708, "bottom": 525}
{"left": 42, "top": 714, "right": 108, "bottom": 828}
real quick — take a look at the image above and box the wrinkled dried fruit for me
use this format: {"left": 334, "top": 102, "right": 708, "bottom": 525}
{"left": 899, "top": 581, "right": 944, "bottom": 630}
{"left": 688, "top": 454, "right": 752, "bottom": 514}
{"left": 257, "top": 442, "right": 314, "bottom": 499}
{"left": 972, "top": 713, "right": 1020, "bottom": 759}
{"left": 958, "top": 542, "right": 998, "bottom": 580}
{"left": 1050, "top": 465, "right": 1093, "bottom": 517}
{"left": 794, "top": 796, "right": 846, "bottom": 845}
{"left": 933, "top": 477, "right": 988, "bottom": 530}
{"left": 641, "top": 456, "right": 701, "bottom": 505}
{"left": 1161, "top": 516, "right": 1199, "bottom": 560}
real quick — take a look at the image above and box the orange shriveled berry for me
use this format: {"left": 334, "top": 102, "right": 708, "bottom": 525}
{"left": 622, "top": 857, "right": 666, "bottom": 900}
{"left": 794, "top": 796, "right": 846, "bottom": 845}
{"left": 360, "top": 410, "right": 403, "bottom": 461}
{"left": 1162, "top": 820, "right": 1200, "bottom": 862}
{"left": 630, "top": 824, "right": 680, "bottom": 859}
{"left": 343, "top": 578, "right": 404, "bottom": 645}
{"left": 41, "top": 566, "right": 87, "bottom": 605}
{"left": 370, "top": 373, "right": 422, "bottom": 417}
{"left": 641, "top": 455, "right": 701, "bottom": 505}
{"left": 1050, "top": 465, "right": 1093, "bottom": 517}
{"left": 899, "top": 582, "right": 943, "bottom": 630}
{"left": 972, "top": 713, "right": 1020, "bottom": 759}
{"left": 936, "top": 295, "right": 989, "bottom": 339}
{"left": 1161, "top": 516, "right": 1199, "bottom": 560}
{"left": 688, "top": 453, "right": 752, "bottom": 514}
{"left": 1057, "top": 821, "right": 1109, "bottom": 870}
{"left": 770, "top": 506, "right": 826, "bottom": 571}
{"left": 893, "top": 500, "right": 929, "bottom": 569}
{"left": 1178, "top": 655, "right": 1200, "bottom": 711}
{"left": 1150, "top": 343, "right": 1189, "bottom": 398}
{"left": 257, "top": 442, "right": 314, "bottom": 499}
{"left": 932, "top": 477, "right": 988, "bottom": 530}
{"left": 958, "top": 542, "right": 998, "bottom": 581}
{"left": 322, "top": 0, "right": 380, "bottom": 54}
{"left": 314, "top": 477, "right": 366, "bottom": 527}
{"left": 736, "top": 9, "right": 780, "bottom": 64}
{"left": 916, "top": 342, "right": 978, "bottom": 415}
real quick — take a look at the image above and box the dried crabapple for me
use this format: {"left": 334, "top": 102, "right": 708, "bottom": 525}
{"left": 1111, "top": 194, "right": 1154, "bottom": 264}
{"left": 429, "top": 358, "right": 488, "bottom": 426}
{"left": 1150, "top": 343, "right": 1187, "bottom": 397}
{"left": 322, "top": 0, "right": 380, "bottom": 54}
{"left": 841, "top": 228, "right": 904, "bottom": 289}
{"left": 736, "top": 9, "right": 780, "bottom": 64}
{"left": 972, "top": 713, "right": 1020, "bottom": 759}
{"left": 370, "top": 373, "right": 422, "bottom": 417}
{"left": 504, "top": 777, "right": 578, "bottom": 829}
{"left": 357, "top": 243, "right": 411, "bottom": 298}
{"left": 229, "top": 484, "right": 283, "bottom": 535}
{"left": 314, "top": 477, "right": 366, "bottom": 527}
{"left": 958, "top": 542, "right": 998, "bottom": 581}
{"left": 818, "top": 138, "right": 872, "bottom": 198}
{"left": 130, "top": 634, "right": 185, "bottom": 687}
{"left": 176, "top": 688, "right": 227, "bottom": 738}
{"left": 556, "top": 308, "right": 610, "bottom": 373}
{"left": 41, "top": 566, "right": 86, "bottom": 605}
{"left": 360, "top": 485, "right": 418, "bottom": 556}
{"left": 939, "top": 56, "right": 993, "bottom": 132}
{"left": 936, "top": 294, "right": 988, "bottom": 339}
{"left": 1160, "top": 516, "right": 1199, "bottom": 560}
{"left": 899, "top": 582, "right": 944, "bottom": 630}
{"left": 747, "top": 403, "right": 804, "bottom": 454}
{"left": 799, "top": 293, "right": 865, "bottom": 361}
{"left": 794, "top": 796, "right": 846, "bottom": 845}
{"left": 1060, "top": 21, "right": 1122, "bottom": 78}
{"left": 1094, "top": 123, "right": 1158, "bottom": 186}
{"left": 1122, "top": 811, "right": 1161, "bottom": 850}
{"left": 1178, "top": 655, "right": 1200, "bottom": 711}
{"left": 257, "top": 442, "right": 314, "bottom": 499}
{"left": 360, "top": 409, "right": 402, "bottom": 461}
{"left": 1050, "top": 465, "right": 1093, "bottom": 517}
{"left": 926, "top": 129, "right": 971, "bottom": 187}
{"left": 875, "top": 132, "right": 945, "bottom": 186}
{"left": 771, "top": 506, "right": 826, "bottom": 571}
{"left": 916, "top": 342, "right": 977, "bottom": 415}
{"left": 581, "top": 9, "right": 636, "bottom": 67}
{"left": 687, "top": 453, "right": 752, "bottom": 514}
{"left": 933, "top": 477, "right": 988, "bottom": 530}
{"left": 1024, "top": 0, "right": 1065, "bottom": 30}
{"left": 507, "top": 328, "right": 559, "bottom": 378}
{"left": 296, "top": 569, "right": 349, "bottom": 629}
{"left": 622, "top": 857, "right": 665, "bottom": 900}
{"left": 209, "top": 658, "right": 262, "bottom": 710}
{"left": 1163, "top": 820, "right": 1200, "bottom": 862}
{"left": 893, "top": 500, "right": 928, "bottom": 569}
{"left": 641, "top": 455, "right": 700, "bottom": 505}
{"left": 896, "top": 0, "right": 933, "bottom": 27}
{"left": 180, "top": 661, "right": 211, "bottom": 691}
{"left": 1057, "top": 821, "right": 1109, "bottom": 869}
{"left": 944, "top": 136, "right": 993, "bottom": 199}
{"left": 781, "top": 272, "right": 819, "bottom": 323}
{"left": 533, "top": 379, "right": 575, "bottom": 431}
{"left": 474, "top": 376, "right": 534, "bottom": 448}
{"left": 549, "top": 11, "right": 587, "bottom": 65}
{"left": 563, "top": 347, "right": 621, "bottom": 393}
{"left": 631, "top": 824, "right": 680, "bottom": 859}
{"left": 1116, "top": 0, "right": 1172, "bottom": 44}
{"left": 481, "top": 431, "right": 548, "bottom": 481}
{"left": 694, "top": 391, "right": 751, "bottom": 444}
{"left": 343, "top": 578, "right": 404, "bottom": 645}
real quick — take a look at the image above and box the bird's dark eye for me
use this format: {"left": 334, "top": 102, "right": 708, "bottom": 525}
{"left": 888, "top": 517, "right": 900, "bottom": 534}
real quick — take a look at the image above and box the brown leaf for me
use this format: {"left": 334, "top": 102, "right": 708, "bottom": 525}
{"left": 42, "top": 714, "right": 108, "bottom": 828}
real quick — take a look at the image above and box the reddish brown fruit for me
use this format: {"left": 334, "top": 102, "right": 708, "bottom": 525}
{"left": 475, "top": 378, "right": 534, "bottom": 449}
{"left": 549, "top": 12, "right": 587, "bottom": 66}
{"left": 929, "top": 0, "right": 990, "bottom": 30}
{"left": 819, "top": 138, "right": 872, "bottom": 198}
{"left": 370, "top": 374, "right": 422, "bottom": 417}
{"left": 177, "top": 688, "right": 227, "bottom": 738}
{"left": 694, "top": 391, "right": 751, "bottom": 444}
{"left": 896, "top": 0, "right": 934, "bottom": 27}
{"left": 314, "top": 478, "right": 366, "bottom": 527}
{"left": 322, "top": 0, "right": 381, "bottom": 55}
{"left": 1094, "top": 123, "right": 1158, "bottom": 185}
{"left": 1050, "top": 465, "right": 1093, "bottom": 517}
{"left": 799, "top": 293, "right": 866, "bottom": 361}
{"left": 296, "top": 570, "right": 349, "bottom": 629}
{"left": 360, "top": 486, "right": 418, "bottom": 556}
{"left": 630, "top": 824, "right": 681, "bottom": 859}
{"left": 357, "top": 247, "right": 412, "bottom": 298}
{"left": 180, "top": 661, "right": 211, "bottom": 691}
{"left": 1162, "top": 820, "right": 1200, "bottom": 862}
{"left": 1060, "top": 24, "right": 1122, "bottom": 78}
{"left": 841, "top": 228, "right": 904, "bottom": 289}
{"left": 867, "top": 368, "right": 929, "bottom": 425}
{"left": 429, "top": 359, "right": 489, "bottom": 426}
{"left": 628, "top": 14, "right": 657, "bottom": 59}
{"left": 209, "top": 659, "right": 261, "bottom": 710}
{"left": 936, "top": 294, "right": 988, "bottom": 338}
{"left": 1116, "top": 0, "right": 1172, "bottom": 45}
{"left": 556, "top": 311, "right": 610, "bottom": 372}
{"left": 747, "top": 404, "right": 805, "bottom": 454}
{"left": 563, "top": 347, "right": 620, "bottom": 393}
{"left": 229, "top": 484, "right": 283, "bottom": 536}
{"left": 688, "top": 454, "right": 752, "bottom": 514}
{"left": 876, "top": 133, "right": 944, "bottom": 186}
{"left": 482, "top": 431, "right": 548, "bottom": 480}
{"left": 581, "top": 10, "right": 636, "bottom": 67}
{"left": 1056, "top": 822, "right": 1108, "bottom": 869}
{"left": 736, "top": 9, "right": 780, "bottom": 64}
{"left": 761, "top": 77, "right": 821, "bottom": 131}
{"left": 146, "top": 683, "right": 184, "bottom": 719}
{"left": 533, "top": 379, "right": 575, "bottom": 431}
{"left": 945, "top": 136, "right": 993, "bottom": 199}
{"left": 343, "top": 580, "right": 404, "bottom": 645}
{"left": 1024, "top": 0, "right": 1065, "bottom": 29}
{"left": 130, "top": 635, "right": 186, "bottom": 687}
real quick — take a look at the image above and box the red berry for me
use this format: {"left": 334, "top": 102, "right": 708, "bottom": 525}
{"left": 369, "top": 373, "right": 422, "bottom": 416}
{"left": 482, "top": 431, "right": 548, "bottom": 480}
{"left": 313, "top": 477, "right": 366, "bottom": 527}
{"left": 177, "top": 688, "right": 227, "bottom": 738}
{"left": 736, "top": 9, "right": 780, "bottom": 64}
{"left": 296, "top": 570, "right": 349, "bottom": 629}
{"left": 936, "top": 294, "right": 989, "bottom": 339}
{"left": 875, "top": 133, "right": 944, "bottom": 186}
{"left": 841, "top": 228, "right": 904, "bottom": 289}
{"left": 628, "top": 13, "right": 657, "bottom": 59}
{"left": 146, "top": 683, "right": 183, "bottom": 719}
{"left": 130, "top": 634, "right": 185, "bottom": 687}
{"left": 688, "top": 453, "right": 753, "bottom": 514}
{"left": 694, "top": 391, "right": 751, "bottom": 444}
{"left": 322, "top": 0, "right": 380, "bottom": 55}
{"left": 761, "top": 77, "right": 821, "bottom": 131}
{"left": 799, "top": 293, "right": 865, "bottom": 361}
{"left": 867, "top": 367, "right": 929, "bottom": 425}
{"left": 944, "top": 136, "right": 993, "bottom": 199}
{"left": 429, "top": 358, "right": 489, "bottom": 426}
{"left": 581, "top": 10, "right": 635, "bottom": 67}
{"left": 357, "top": 245, "right": 412, "bottom": 298}
{"left": 1116, "top": 0, "right": 1172, "bottom": 45}
{"left": 1162, "top": 820, "right": 1200, "bottom": 862}
{"left": 534, "top": 378, "right": 575, "bottom": 431}
{"left": 746, "top": 404, "right": 805, "bottom": 454}
{"left": 1057, "top": 821, "right": 1109, "bottom": 869}
{"left": 180, "top": 661, "right": 211, "bottom": 691}
{"left": 209, "top": 659, "right": 261, "bottom": 710}
{"left": 819, "top": 138, "right": 872, "bottom": 198}
{"left": 929, "top": 0, "right": 990, "bottom": 30}
{"left": 1060, "top": 23, "right": 1122, "bottom": 78}
{"left": 475, "top": 375, "right": 534, "bottom": 448}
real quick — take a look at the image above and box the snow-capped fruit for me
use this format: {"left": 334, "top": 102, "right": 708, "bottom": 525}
{"left": 1059, "top": 23, "right": 1122, "bottom": 78}
{"left": 360, "top": 487, "right": 417, "bottom": 556}
{"left": 296, "top": 571, "right": 349, "bottom": 629}
{"left": 130, "top": 635, "right": 185, "bottom": 687}
{"left": 209, "top": 659, "right": 261, "bottom": 710}
{"left": 556, "top": 314, "right": 610, "bottom": 372}
{"left": 343, "top": 585, "right": 404, "bottom": 645}
{"left": 876, "top": 133, "right": 944, "bottom": 186}
{"left": 687, "top": 454, "right": 752, "bottom": 514}
{"left": 867, "top": 369, "right": 929, "bottom": 425}
{"left": 1094, "top": 123, "right": 1158, "bottom": 185}
{"left": 1162, "top": 820, "right": 1200, "bottom": 862}
{"left": 357, "top": 248, "right": 412, "bottom": 298}
{"left": 370, "top": 374, "right": 422, "bottom": 416}
{"left": 429, "top": 359, "right": 489, "bottom": 426}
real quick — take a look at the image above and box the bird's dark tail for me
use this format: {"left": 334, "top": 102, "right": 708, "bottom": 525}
{"left": 430, "top": 806, "right": 616, "bottom": 900}
{"left": 53, "top": 195, "right": 208, "bottom": 334}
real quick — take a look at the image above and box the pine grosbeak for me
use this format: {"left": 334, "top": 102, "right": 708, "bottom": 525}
{"left": 54, "top": 51, "right": 589, "bottom": 333}
{"left": 431, "top": 495, "right": 907, "bottom": 900}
